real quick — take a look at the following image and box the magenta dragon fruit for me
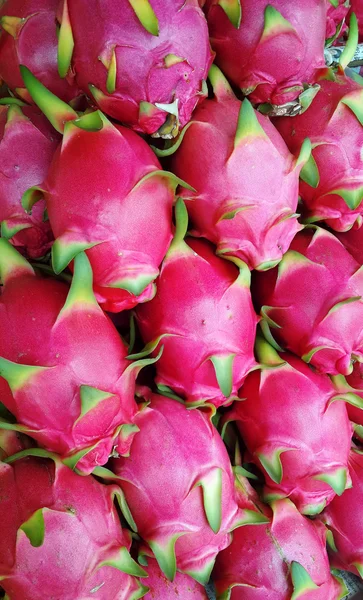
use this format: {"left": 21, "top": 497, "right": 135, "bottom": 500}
{"left": 135, "top": 199, "right": 258, "bottom": 407}
{"left": 255, "top": 226, "right": 363, "bottom": 375}
{"left": 213, "top": 498, "right": 347, "bottom": 599}
{"left": 332, "top": 366, "right": 363, "bottom": 439}
{"left": 230, "top": 336, "right": 355, "bottom": 515}
{"left": 20, "top": 67, "right": 188, "bottom": 312}
{"left": 110, "top": 393, "right": 267, "bottom": 584}
{"left": 336, "top": 220, "right": 363, "bottom": 264}
{"left": 326, "top": 0, "right": 349, "bottom": 42}
{"left": 169, "top": 65, "right": 309, "bottom": 271}
{"left": 137, "top": 550, "right": 208, "bottom": 599}
{"left": 320, "top": 448, "right": 363, "bottom": 580}
{"left": 0, "top": 0, "right": 80, "bottom": 103}
{"left": 0, "top": 426, "right": 32, "bottom": 460}
{"left": 0, "top": 451, "right": 148, "bottom": 599}
{"left": 0, "top": 98, "right": 58, "bottom": 259}
{"left": 56, "top": 0, "right": 214, "bottom": 138}
{"left": 275, "top": 73, "right": 363, "bottom": 232}
{"left": 203, "top": 0, "right": 326, "bottom": 106}
{"left": 349, "top": 0, "right": 363, "bottom": 40}
{"left": 0, "top": 238, "right": 153, "bottom": 474}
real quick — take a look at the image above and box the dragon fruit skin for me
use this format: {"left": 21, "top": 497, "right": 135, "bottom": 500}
{"left": 0, "top": 0, "right": 80, "bottom": 103}
{"left": 336, "top": 224, "right": 363, "bottom": 264}
{"left": 0, "top": 454, "right": 148, "bottom": 600}
{"left": 213, "top": 498, "right": 347, "bottom": 600}
{"left": 349, "top": 0, "right": 363, "bottom": 40}
{"left": 320, "top": 449, "right": 363, "bottom": 580}
{"left": 111, "top": 393, "right": 267, "bottom": 584}
{"left": 275, "top": 74, "right": 363, "bottom": 232}
{"left": 203, "top": 0, "right": 326, "bottom": 106}
{"left": 138, "top": 553, "right": 208, "bottom": 599}
{"left": 0, "top": 239, "right": 143, "bottom": 475}
{"left": 0, "top": 101, "right": 58, "bottom": 259}
{"left": 135, "top": 200, "right": 258, "bottom": 407}
{"left": 20, "top": 70, "right": 181, "bottom": 313}
{"left": 170, "top": 67, "right": 306, "bottom": 271}
{"left": 331, "top": 365, "right": 363, "bottom": 438}
{"left": 57, "top": 0, "right": 214, "bottom": 138}
{"left": 255, "top": 226, "right": 363, "bottom": 376}
{"left": 326, "top": 0, "right": 349, "bottom": 41}
{"left": 231, "top": 337, "right": 353, "bottom": 515}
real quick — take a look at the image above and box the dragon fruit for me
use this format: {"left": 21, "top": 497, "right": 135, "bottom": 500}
{"left": 0, "top": 451, "right": 148, "bottom": 599}
{"left": 0, "top": 427, "right": 32, "bottom": 460}
{"left": 336, "top": 222, "right": 363, "bottom": 264}
{"left": 255, "top": 226, "right": 363, "bottom": 375}
{"left": 213, "top": 498, "right": 347, "bottom": 599}
{"left": 20, "top": 67, "right": 186, "bottom": 312}
{"left": 326, "top": 0, "right": 349, "bottom": 42}
{"left": 137, "top": 551, "right": 208, "bottom": 599}
{"left": 230, "top": 336, "right": 355, "bottom": 515}
{"left": 110, "top": 393, "right": 267, "bottom": 584}
{"left": 349, "top": 0, "right": 363, "bottom": 40}
{"left": 320, "top": 448, "right": 363, "bottom": 580}
{"left": 0, "top": 99, "right": 58, "bottom": 259}
{"left": 0, "top": 0, "right": 80, "bottom": 103}
{"left": 203, "top": 0, "right": 326, "bottom": 106}
{"left": 275, "top": 73, "right": 363, "bottom": 232}
{"left": 0, "top": 238, "right": 152, "bottom": 474}
{"left": 135, "top": 199, "right": 258, "bottom": 407}
{"left": 332, "top": 365, "right": 363, "bottom": 439}
{"left": 169, "top": 65, "right": 308, "bottom": 271}
{"left": 56, "top": 0, "right": 214, "bottom": 138}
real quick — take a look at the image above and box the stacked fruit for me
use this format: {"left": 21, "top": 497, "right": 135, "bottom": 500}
{"left": 1, "top": 0, "right": 363, "bottom": 599}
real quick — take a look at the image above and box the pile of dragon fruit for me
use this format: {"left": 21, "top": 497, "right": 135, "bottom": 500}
{"left": 3, "top": 0, "right": 363, "bottom": 598}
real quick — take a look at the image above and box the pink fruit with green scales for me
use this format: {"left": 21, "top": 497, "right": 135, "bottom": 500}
{"left": 19, "top": 67, "right": 189, "bottom": 312}
{"left": 0, "top": 98, "right": 58, "bottom": 258}
{"left": 0, "top": 0, "right": 80, "bottom": 103}
{"left": 135, "top": 199, "right": 258, "bottom": 407}
{"left": 228, "top": 336, "right": 358, "bottom": 515}
{"left": 0, "top": 450, "right": 148, "bottom": 600}
{"left": 275, "top": 71, "right": 363, "bottom": 232}
{"left": 0, "top": 238, "right": 154, "bottom": 474}
{"left": 255, "top": 226, "right": 363, "bottom": 375}
{"left": 168, "top": 65, "right": 309, "bottom": 272}
{"left": 56, "top": 0, "right": 214, "bottom": 137}
{"left": 109, "top": 392, "right": 268, "bottom": 585}
{"left": 213, "top": 498, "right": 347, "bottom": 599}
{"left": 203, "top": 0, "right": 327, "bottom": 107}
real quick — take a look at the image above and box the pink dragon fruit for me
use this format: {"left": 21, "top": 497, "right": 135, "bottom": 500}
{"left": 326, "top": 0, "right": 349, "bottom": 42}
{"left": 0, "top": 0, "right": 80, "bottom": 103}
{"left": 135, "top": 199, "right": 258, "bottom": 407}
{"left": 332, "top": 365, "right": 363, "bottom": 439}
{"left": 110, "top": 393, "right": 267, "bottom": 584}
{"left": 137, "top": 550, "right": 208, "bottom": 599}
{"left": 213, "top": 498, "right": 347, "bottom": 599}
{"left": 0, "top": 427, "right": 32, "bottom": 460}
{"left": 0, "top": 98, "right": 58, "bottom": 259}
{"left": 349, "top": 0, "right": 363, "bottom": 40}
{"left": 20, "top": 67, "right": 187, "bottom": 312}
{"left": 320, "top": 448, "right": 363, "bottom": 580}
{"left": 255, "top": 226, "right": 363, "bottom": 375}
{"left": 0, "top": 238, "right": 153, "bottom": 474}
{"left": 275, "top": 73, "right": 363, "bottom": 232}
{"left": 203, "top": 0, "right": 326, "bottom": 106}
{"left": 56, "top": 0, "right": 214, "bottom": 138}
{"left": 169, "top": 65, "right": 308, "bottom": 271}
{"left": 0, "top": 451, "right": 148, "bottom": 599}
{"left": 230, "top": 336, "right": 355, "bottom": 515}
{"left": 336, "top": 221, "right": 363, "bottom": 263}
